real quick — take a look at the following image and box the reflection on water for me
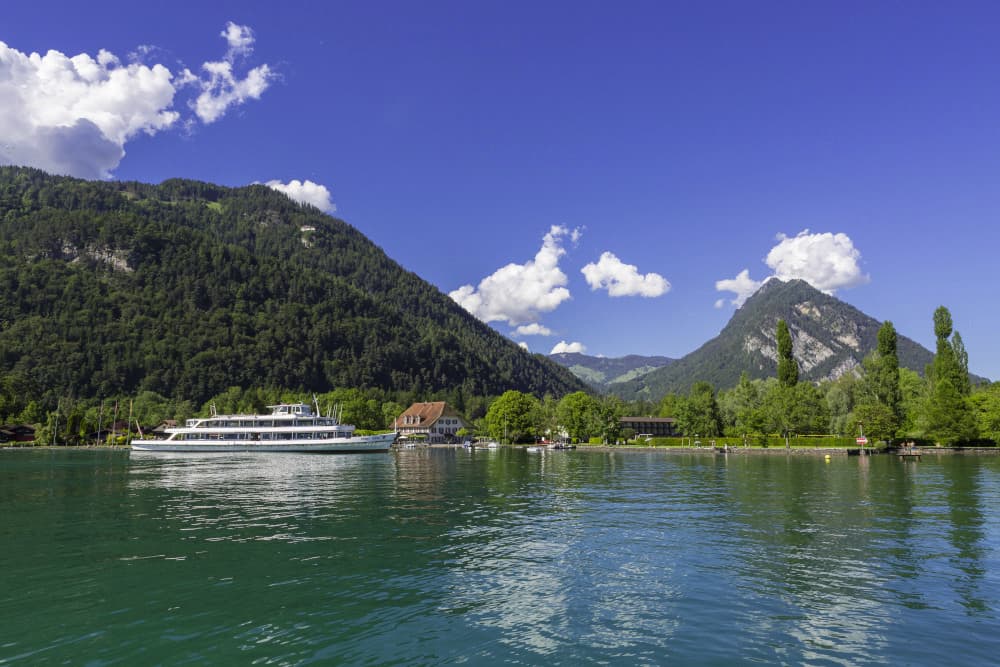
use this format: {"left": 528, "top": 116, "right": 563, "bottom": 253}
{"left": 1, "top": 448, "right": 999, "bottom": 665}
{"left": 129, "top": 450, "right": 395, "bottom": 503}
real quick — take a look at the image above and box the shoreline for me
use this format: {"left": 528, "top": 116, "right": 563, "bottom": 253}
{"left": 476, "top": 444, "right": 1000, "bottom": 456}
{"left": 5, "top": 444, "right": 999, "bottom": 456}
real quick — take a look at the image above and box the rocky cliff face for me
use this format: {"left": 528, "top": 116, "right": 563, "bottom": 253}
{"left": 741, "top": 285, "right": 866, "bottom": 378}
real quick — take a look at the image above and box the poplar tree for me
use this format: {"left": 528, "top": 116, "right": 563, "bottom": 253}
{"left": 857, "top": 320, "right": 903, "bottom": 438}
{"left": 776, "top": 319, "right": 798, "bottom": 387}
{"left": 931, "top": 306, "right": 970, "bottom": 396}
{"left": 926, "top": 306, "right": 977, "bottom": 444}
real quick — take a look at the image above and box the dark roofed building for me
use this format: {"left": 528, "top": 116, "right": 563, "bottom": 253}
{"left": 620, "top": 416, "right": 677, "bottom": 438}
{"left": 0, "top": 424, "right": 36, "bottom": 443}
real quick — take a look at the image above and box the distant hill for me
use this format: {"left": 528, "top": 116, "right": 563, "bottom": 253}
{"left": 0, "top": 167, "right": 587, "bottom": 408}
{"left": 612, "top": 279, "right": 942, "bottom": 400}
{"left": 549, "top": 352, "right": 674, "bottom": 390}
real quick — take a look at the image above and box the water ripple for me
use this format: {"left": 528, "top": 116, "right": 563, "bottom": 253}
{"left": 2, "top": 449, "right": 999, "bottom": 665}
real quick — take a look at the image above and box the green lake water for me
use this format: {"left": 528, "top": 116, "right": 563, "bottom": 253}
{"left": 2, "top": 447, "right": 999, "bottom": 665}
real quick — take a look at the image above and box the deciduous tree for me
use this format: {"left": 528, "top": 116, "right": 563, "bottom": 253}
{"left": 556, "top": 391, "right": 599, "bottom": 443}
{"left": 485, "top": 390, "right": 541, "bottom": 444}
{"left": 677, "top": 381, "right": 722, "bottom": 437}
{"left": 926, "top": 306, "right": 977, "bottom": 444}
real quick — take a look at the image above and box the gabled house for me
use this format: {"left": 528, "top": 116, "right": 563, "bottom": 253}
{"left": 393, "top": 402, "right": 470, "bottom": 443}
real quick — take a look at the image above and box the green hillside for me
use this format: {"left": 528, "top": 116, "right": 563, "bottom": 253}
{"left": 548, "top": 352, "right": 674, "bottom": 390}
{"left": 0, "top": 167, "right": 586, "bottom": 411}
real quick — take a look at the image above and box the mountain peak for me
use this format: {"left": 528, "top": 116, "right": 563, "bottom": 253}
{"left": 612, "top": 280, "right": 934, "bottom": 398}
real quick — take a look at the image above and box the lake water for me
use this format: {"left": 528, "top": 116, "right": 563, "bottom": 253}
{"left": 2, "top": 447, "right": 999, "bottom": 665}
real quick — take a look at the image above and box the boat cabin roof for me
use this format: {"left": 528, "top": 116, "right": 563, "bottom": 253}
{"left": 267, "top": 403, "right": 315, "bottom": 416}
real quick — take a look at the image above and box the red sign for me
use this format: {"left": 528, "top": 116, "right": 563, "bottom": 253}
{"left": 856, "top": 437, "right": 868, "bottom": 445}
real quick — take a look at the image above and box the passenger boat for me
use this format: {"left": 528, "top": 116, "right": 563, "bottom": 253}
{"left": 131, "top": 401, "right": 396, "bottom": 453}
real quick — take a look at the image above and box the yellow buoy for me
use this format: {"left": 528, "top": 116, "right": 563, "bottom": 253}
{"left": 824, "top": 454, "right": 831, "bottom": 462}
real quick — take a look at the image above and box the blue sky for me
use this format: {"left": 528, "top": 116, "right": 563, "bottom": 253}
{"left": 3, "top": 1, "right": 999, "bottom": 380}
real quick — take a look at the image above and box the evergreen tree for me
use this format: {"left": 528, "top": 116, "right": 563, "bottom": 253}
{"left": 776, "top": 319, "right": 798, "bottom": 387}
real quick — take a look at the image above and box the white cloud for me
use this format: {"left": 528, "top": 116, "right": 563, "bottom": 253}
{"left": 449, "top": 225, "right": 580, "bottom": 326}
{"left": 581, "top": 251, "right": 670, "bottom": 297}
{"left": 518, "top": 341, "right": 530, "bottom": 351}
{"left": 0, "top": 42, "right": 178, "bottom": 178}
{"left": 715, "top": 230, "right": 868, "bottom": 307}
{"left": 513, "top": 323, "right": 552, "bottom": 337}
{"left": 221, "top": 22, "right": 256, "bottom": 59}
{"left": 551, "top": 340, "right": 586, "bottom": 354}
{"left": 715, "top": 269, "right": 763, "bottom": 308}
{"left": 265, "top": 179, "right": 335, "bottom": 212}
{"left": 0, "top": 23, "right": 273, "bottom": 179}
{"left": 765, "top": 230, "right": 869, "bottom": 293}
{"left": 190, "top": 60, "right": 273, "bottom": 124}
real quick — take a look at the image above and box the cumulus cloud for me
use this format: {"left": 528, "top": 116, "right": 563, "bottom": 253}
{"left": 518, "top": 341, "right": 529, "bottom": 351}
{"left": 581, "top": 251, "right": 670, "bottom": 297}
{"left": 715, "top": 269, "right": 763, "bottom": 308}
{"left": 551, "top": 340, "right": 586, "bottom": 354}
{"left": 265, "top": 179, "right": 335, "bottom": 212}
{"left": 0, "top": 23, "right": 274, "bottom": 179}
{"left": 715, "top": 230, "right": 868, "bottom": 307}
{"left": 189, "top": 33, "right": 273, "bottom": 125}
{"left": 449, "top": 225, "right": 580, "bottom": 326}
{"left": 513, "top": 323, "right": 553, "bottom": 337}
{"left": 766, "top": 230, "right": 869, "bottom": 292}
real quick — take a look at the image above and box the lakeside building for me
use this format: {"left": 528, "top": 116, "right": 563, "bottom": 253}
{"left": 619, "top": 416, "right": 678, "bottom": 438}
{"left": 0, "top": 424, "right": 35, "bottom": 443}
{"left": 394, "top": 402, "right": 470, "bottom": 443}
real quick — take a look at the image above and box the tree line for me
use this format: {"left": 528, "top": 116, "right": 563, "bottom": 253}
{"left": 654, "top": 306, "right": 997, "bottom": 446}
{"left": 458, "top": 306, "right": 998, "bottom": 447}
{"left": 5, "top": 305, "right": 999, "bottom": 447}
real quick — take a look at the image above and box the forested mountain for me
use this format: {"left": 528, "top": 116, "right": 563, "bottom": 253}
{"left": 0, "top": 167, "right": 586, "bottom": 412}
{"left": 612, "top": 279, "right": 939, "bottom": 400}
{"left": 548, "top": 352, "right": 674, "bottom": 390}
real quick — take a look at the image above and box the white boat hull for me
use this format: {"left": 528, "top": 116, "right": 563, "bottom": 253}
{"left": 131, "top": 432, "right": 396, "bottom": 453}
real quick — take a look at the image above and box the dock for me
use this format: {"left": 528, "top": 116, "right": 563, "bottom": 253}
{"left": 897, "top": 449, "right": 921, "bottom": 461}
